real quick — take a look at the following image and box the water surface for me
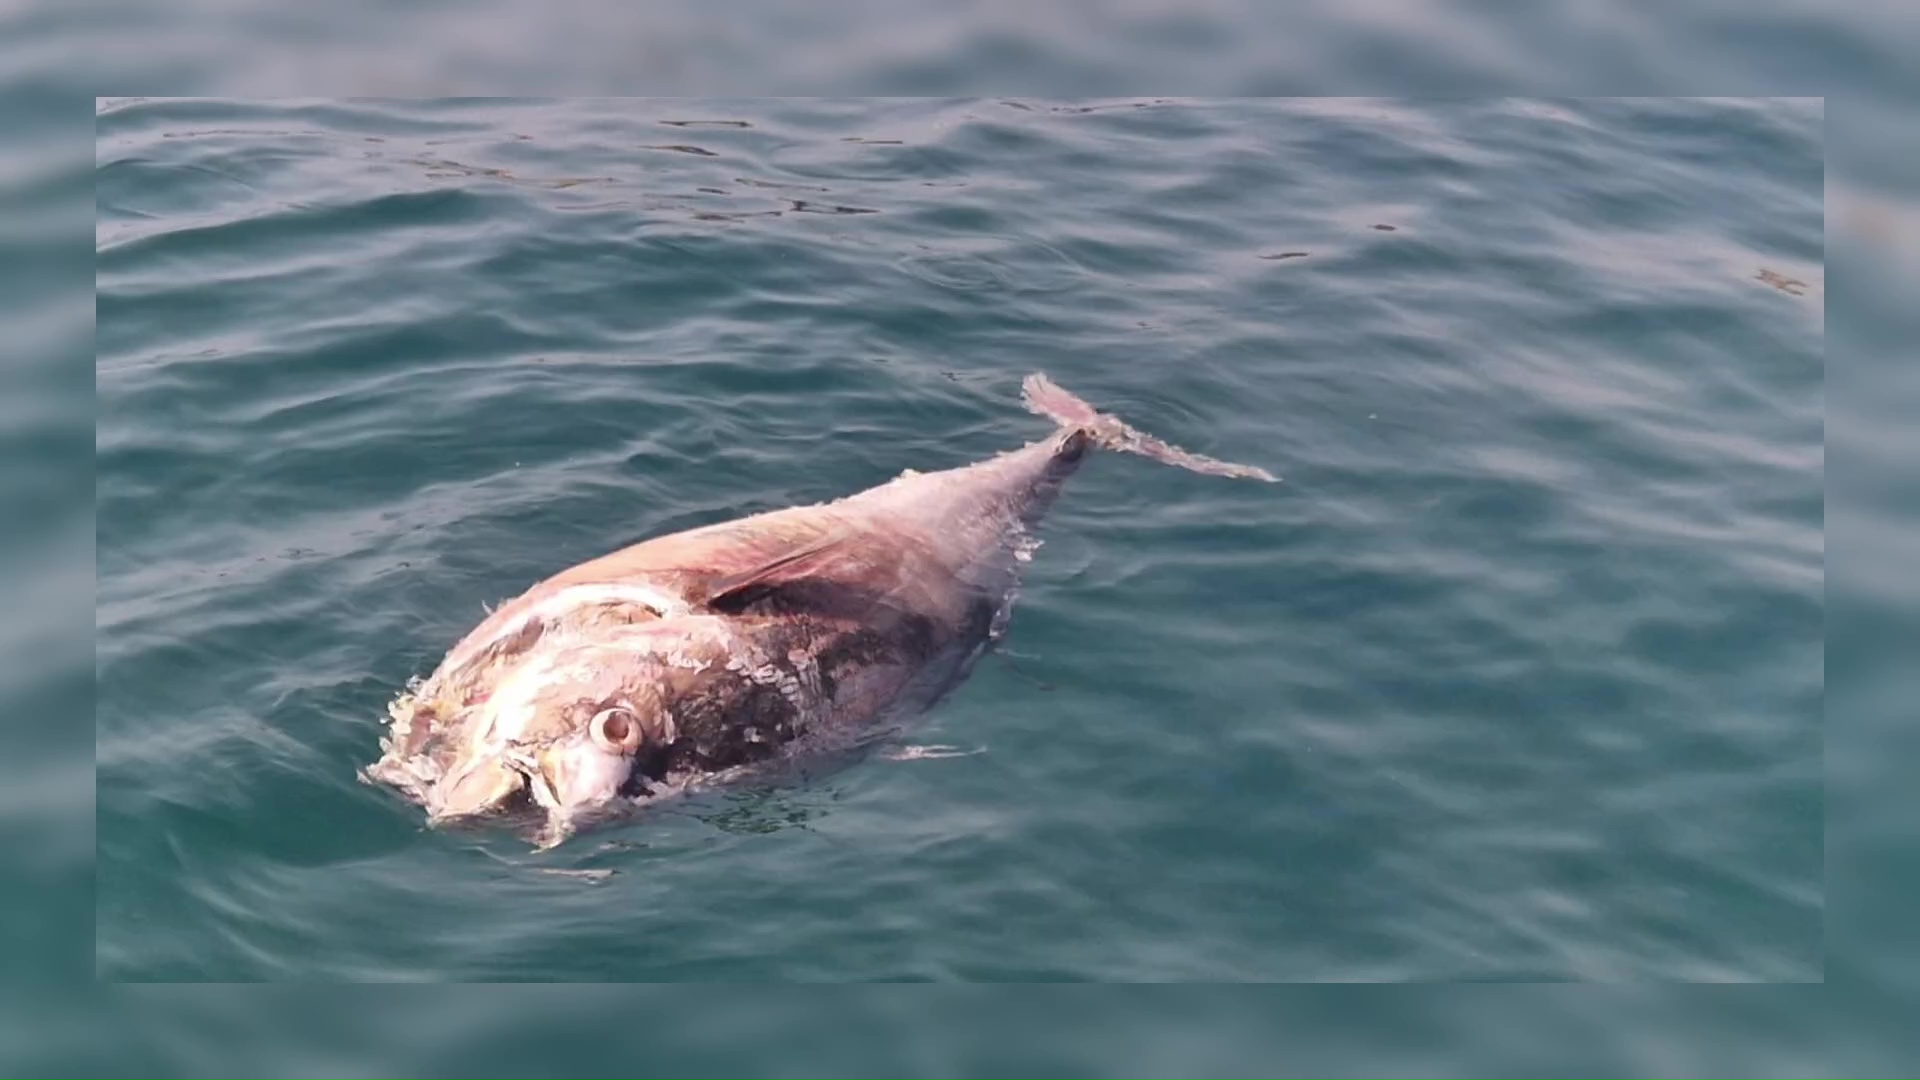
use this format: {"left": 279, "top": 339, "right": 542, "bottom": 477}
{"left": 95, "top": 96, "right": 1823, "bottom": 982}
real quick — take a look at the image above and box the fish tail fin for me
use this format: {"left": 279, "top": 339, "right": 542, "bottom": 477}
{"left": 1020, "top": 373, "right": 1279, "bottom": 482}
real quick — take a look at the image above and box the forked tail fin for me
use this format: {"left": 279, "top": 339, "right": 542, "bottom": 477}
{"left": 1020, "top": 373, "right": 1279, "bottom": 482}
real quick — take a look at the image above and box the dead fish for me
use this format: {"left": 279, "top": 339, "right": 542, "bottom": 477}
{"left": 362, "top": 374, "right": 1276, "bottom": 849}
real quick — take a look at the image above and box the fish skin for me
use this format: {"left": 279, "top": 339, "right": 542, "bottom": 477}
{"left": 363, "top": 373, "right": 1273, "bottom": 848}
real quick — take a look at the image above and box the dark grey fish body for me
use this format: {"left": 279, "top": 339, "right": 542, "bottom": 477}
{"left": 363, "top": 374, "right": 1273, "bottom": 848}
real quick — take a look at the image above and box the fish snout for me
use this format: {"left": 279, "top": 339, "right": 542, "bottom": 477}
{"left": 426, "top": 756, "right": 528, "bottom": 823}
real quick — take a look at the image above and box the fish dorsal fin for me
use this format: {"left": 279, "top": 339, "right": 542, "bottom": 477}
{"left": 697, "top": 529, "right": 856, "bottom": 613}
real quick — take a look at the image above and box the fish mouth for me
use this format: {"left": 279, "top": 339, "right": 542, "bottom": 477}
{"left": 524, "top": 740, "right": 639, "bottom": 840}
{"left": 425, "top": 741, "right": 639, "bottom": 850}
{"left": 426, "top": 756, "right": 535, "bottom": 825}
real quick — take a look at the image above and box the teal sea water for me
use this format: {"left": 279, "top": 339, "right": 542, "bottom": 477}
{"left": 96, "top": 97, "right": 1822, "bottom": 983}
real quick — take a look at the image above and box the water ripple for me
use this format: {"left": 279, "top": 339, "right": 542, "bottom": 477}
{"left": 96, "top": 97, "right": 1822, "bottom": 984}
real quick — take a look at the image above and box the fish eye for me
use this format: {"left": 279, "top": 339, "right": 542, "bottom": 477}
{"left": 590, "top": 705, "right": 643, "bottom": 754}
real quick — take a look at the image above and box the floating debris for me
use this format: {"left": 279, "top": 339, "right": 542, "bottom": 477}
{"left": 880, "top": 744, "right": 987, "bottom": 761}
{"left": 536, "top": 868, "right": 615, "bottom": 883}
{"left": 691, "top": 210, "right": 782, "bottom": 222}
{"left": 1372, "top": 223, "right": 1397, "bottom": 231}
{"left": 788, "top": 199, "right": 878, "bottom": 215}
{"left": 661, "top": 119, "right": 751, "bottom": 128}
{"left": 639, "top": 144, "right": 718, "bottom": 157}
{"left": 1756, "top": 268, "right": 1809, "bottom": 296}
{"left": 736, "top": 176, "right": 831, "bottom": 192}
{"left": 1259, "top": 251, "right": 1310, "bottom": 260}
{"left": 411, "top": 157, "right": 511, "bottom": 179}
{"left": 409, "top": 156, "right": 612, "bottom": 191}
{"left": 1050, "top": 101, "right": 1168, "bottom": 114}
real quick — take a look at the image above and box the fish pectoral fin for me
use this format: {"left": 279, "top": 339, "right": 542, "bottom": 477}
{"left": 697, "top": 528, "right": 858, "bottom": 613}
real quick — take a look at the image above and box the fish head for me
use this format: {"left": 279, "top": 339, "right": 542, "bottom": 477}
{"left": 379, "top": 612, "right": 742, "bottom": 847}
{"left": 418, "top": 642, "right": 685, "bottom": 845}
